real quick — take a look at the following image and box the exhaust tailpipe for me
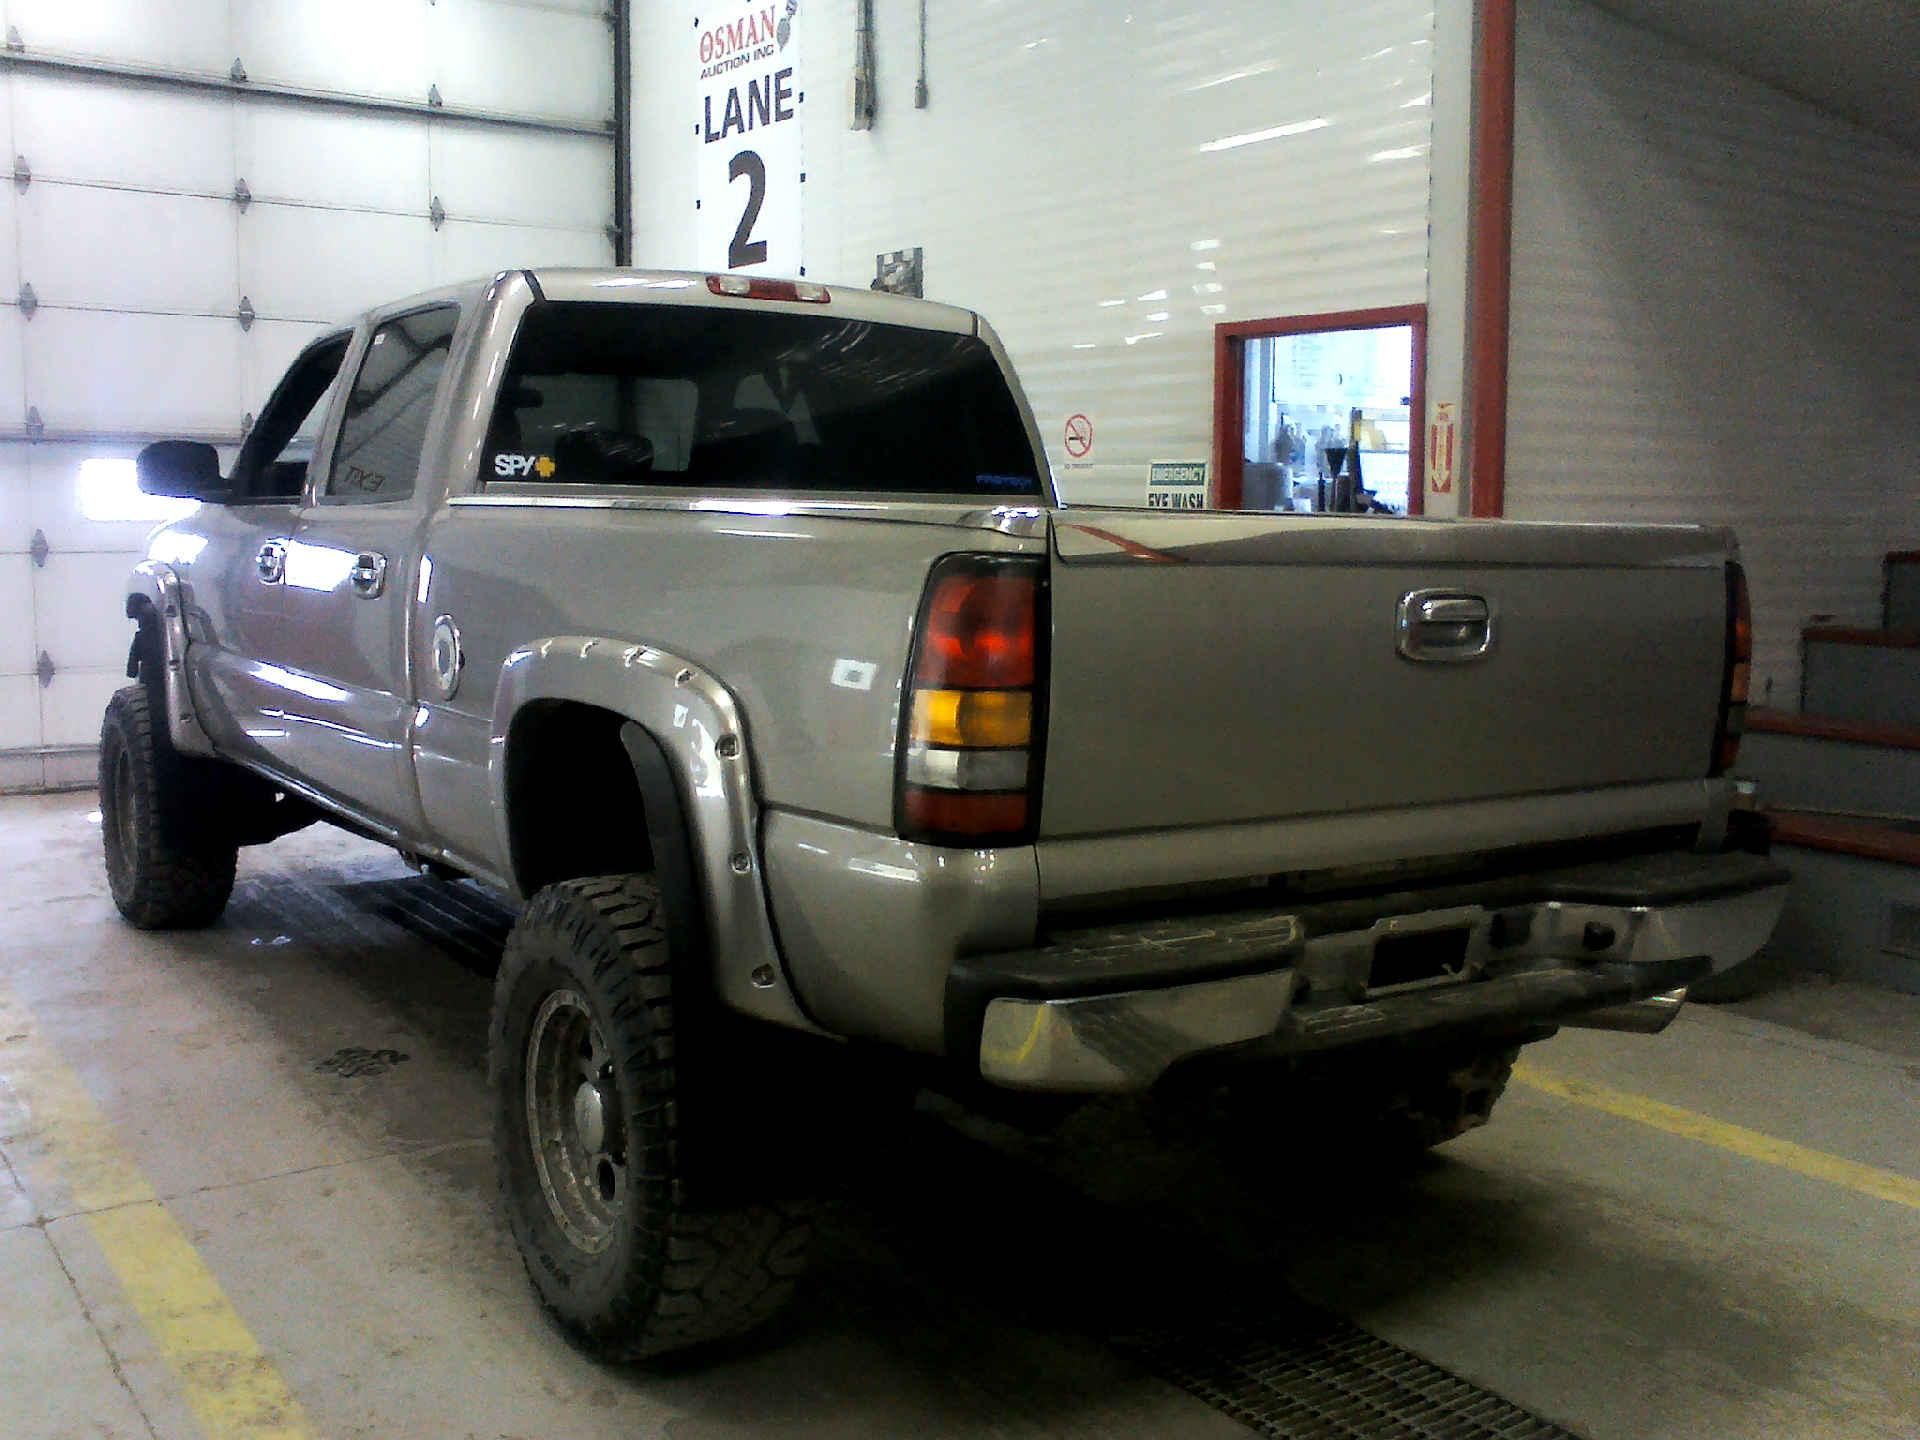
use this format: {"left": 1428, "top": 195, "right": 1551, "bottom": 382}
{"left": 1563, "top": 986, "right": 1688, "bottom": 1034}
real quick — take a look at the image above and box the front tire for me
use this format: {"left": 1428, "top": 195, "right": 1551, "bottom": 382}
{"left": 490, "top": 874, "right": 810, "bottom": 1360}
{"left": 99, "top": 685, "right": 238, "bottom": 929}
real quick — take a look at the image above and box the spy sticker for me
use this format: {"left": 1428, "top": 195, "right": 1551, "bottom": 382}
{"left": 493, "top": 453, "right": 557, "bottom": 478}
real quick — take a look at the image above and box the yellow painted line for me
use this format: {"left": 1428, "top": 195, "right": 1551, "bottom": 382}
{"left": 0, "top": 986, "right": 312, "bottom": 1438}
{"left": 1513, "top": 1062, "right": 1920, "bottom": 1213}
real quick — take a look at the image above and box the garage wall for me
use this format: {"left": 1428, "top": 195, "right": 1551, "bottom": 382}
{"left": 0, "top": 0, "right": 616, "bottom": 791}
{"left": 1504, "top": 0, "right": 1920, "bottom": 707}
{"left": 631, "top": 0, "right": 1438, "bottom": 507}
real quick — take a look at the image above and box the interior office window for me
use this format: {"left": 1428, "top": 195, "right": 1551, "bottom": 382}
{"left": 1241, "top": 324, "right": 1415, "bottom": 514}
{"left": 327, "top": 306, "right": 460, "bottom": 504}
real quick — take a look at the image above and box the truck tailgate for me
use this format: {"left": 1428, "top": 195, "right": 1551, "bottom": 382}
{"left": 1040, "top": 510, "right": 1729, "bottom": 838}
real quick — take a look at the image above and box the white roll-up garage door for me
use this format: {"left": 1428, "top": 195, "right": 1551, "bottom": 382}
{"left": 0, "top": 0, "right": 615, "bottom": 790}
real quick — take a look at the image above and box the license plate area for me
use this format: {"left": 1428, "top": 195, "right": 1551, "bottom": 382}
{"left": 1369, "top": 924, "right": 1473, "bottom": 989}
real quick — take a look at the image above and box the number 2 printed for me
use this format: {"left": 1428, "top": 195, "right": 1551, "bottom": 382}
{"left": 727, "top": 150, "right": 768, "bottom": 269}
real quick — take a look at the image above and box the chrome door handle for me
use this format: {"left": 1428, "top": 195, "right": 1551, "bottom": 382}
{"left": 256, "top": 540, "right": 287, "bottom": 584}
{"left": 1397, "top": 589, "right": 1494, "bottom": 662}
{"left": 349, "top": 552, "right": 389, "bottom": 599}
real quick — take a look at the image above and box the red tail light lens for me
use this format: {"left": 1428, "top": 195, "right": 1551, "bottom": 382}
{"left": 897, "top": 554, "right": 1046, "bottom": 844}
{"left": 1712, "top": 561, "right": 1752, "bottom": 775}
{"left": 705, "top": 275, "right": 830, "bottom": 303}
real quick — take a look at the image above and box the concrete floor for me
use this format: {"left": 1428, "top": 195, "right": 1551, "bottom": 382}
{"left": 1, "top": 789, "right": 1916, "bottom": 1439}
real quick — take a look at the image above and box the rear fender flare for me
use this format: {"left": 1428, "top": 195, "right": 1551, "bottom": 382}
{"left": 124, "top": 561, "right": 215, "bottom": 757}
{"left": 488, "top": 636, "right": 818, "bottom": 1033}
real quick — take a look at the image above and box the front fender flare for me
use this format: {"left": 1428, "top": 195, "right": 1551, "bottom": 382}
{"left": 488, "top": 636, "right": 819, "bottom": 1034}
{"left": 125, "top": 560, "right": 215, "bottom": 757}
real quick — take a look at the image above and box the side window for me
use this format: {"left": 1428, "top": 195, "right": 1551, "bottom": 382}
{"left": 326, "top": 306, "right": 459, "bottom": 504}
{"left": 231, "top": 335, "right": 349, "bottom": 501}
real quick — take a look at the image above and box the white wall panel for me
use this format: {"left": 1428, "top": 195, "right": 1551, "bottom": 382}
{"left": 0, "top": 677, "right": 37, "bottom": 753}
{"left": 23, "top": 311, "right": 243, "bottom": 433}
{"left": 0, "top": 308, "right": 29, "bottom": 431}
{"left": 10, "top": 75, "right": 234, "bottom": 195}
{"left": 40, "top": 667, "right": 131, "bottom": 747}
{"left": 1506, "top": 0, "right": 1920, "bottom": 706}
{"left": 26, "top": 442, "right": 165, "bottom": 554}
{"left": 5, "top": 0, "right": 231, "bottom": 72}
{"left": 0, "top": 448, "right": 28, "bottom": 548}
{"left": 32, "top": 551, "right": 138, "bottom": 672}
{"left": 239, "top": 207, "right": 434, "bottom": 321}
{"left": 431, "top": 220, "right": 610, "bottom": 286}
{"left": 234, "top": 0, "right": 432, "bottom": 102}
{"left": 432, "top": 128, "right": 612, "bottom": 229}
{"left": 20, "top": 188, "right": 237, "bottom": 314}
{"left": 429, "top": 0, "right": 613, "bottom": 124}
{"left": 631, "top": 0, "right": 1437, "bottom": 507}
{"left": 0, "top": 554, "right": 34, "bottom": 678}
{"left": 237, "top": 108, "right": 429, "bottom": 214}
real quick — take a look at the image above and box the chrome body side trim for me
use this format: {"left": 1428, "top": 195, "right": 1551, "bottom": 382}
{"left": 489, "top": 636, "right": 820, "bottom": 1034}
{"left": 126, "top": 560, "right": 215, "bottom": 757}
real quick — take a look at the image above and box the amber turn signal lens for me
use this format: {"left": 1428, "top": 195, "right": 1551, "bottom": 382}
{"left": 910, "top": 689, "right": 1032, "bottom": 749}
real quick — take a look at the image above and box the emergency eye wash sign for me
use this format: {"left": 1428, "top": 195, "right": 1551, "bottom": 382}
{"left": 696, "top": 2, "right": 803, "bottom": 275}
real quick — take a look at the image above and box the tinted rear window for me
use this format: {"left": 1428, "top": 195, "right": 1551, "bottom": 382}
{"left": 484, "top": 302, "right": 1042, "bottom": 499}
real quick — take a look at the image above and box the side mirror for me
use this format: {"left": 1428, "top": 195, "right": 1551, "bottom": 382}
{"left": 136, "top": 440, "right": 229, "bottom": 501}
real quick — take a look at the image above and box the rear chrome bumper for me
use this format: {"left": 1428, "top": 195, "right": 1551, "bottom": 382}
{"left": 959, "top": 852, "right": 1789, "bottom": 1093}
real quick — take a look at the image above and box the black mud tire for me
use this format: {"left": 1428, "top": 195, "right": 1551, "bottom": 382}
{"left": 490, "top": 874, "right": 810, "bottom": 1361}
{"left": 99, "top": 685, "right": 238, "bottom": 929}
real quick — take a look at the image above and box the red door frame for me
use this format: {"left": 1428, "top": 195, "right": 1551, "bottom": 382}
{"left": 1467, "top": 0, "right": 1518, "bottom": 517}
{"left": 1210, "top": 305, "right": 1428, "bottom": 514}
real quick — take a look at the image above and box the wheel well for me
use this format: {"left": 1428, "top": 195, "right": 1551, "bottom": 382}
{"left": 505, "top": 701, "right": 656, "bottom": 896}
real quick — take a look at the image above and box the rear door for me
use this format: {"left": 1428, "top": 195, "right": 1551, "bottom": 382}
{"left": 273, "top": 304, "right": 460, "bottom": 832}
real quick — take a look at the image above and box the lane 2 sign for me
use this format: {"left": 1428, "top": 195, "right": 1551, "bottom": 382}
{"left": 696, "top": 2, "right": 803, "bottom": 275}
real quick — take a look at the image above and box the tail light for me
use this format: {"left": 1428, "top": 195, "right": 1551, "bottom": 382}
{"left": 1711, "top": 561, "right": 1751, "bottom": 775}
{"left": 897, "top": 554, "right": 1046, "bottom": 844}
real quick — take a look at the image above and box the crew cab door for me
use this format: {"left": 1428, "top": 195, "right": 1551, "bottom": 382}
{"left": 185, "top": 332, "right": 351, "bottom": 761}
{"left": 271, "top": 304, "right": 460, "bottom": 833}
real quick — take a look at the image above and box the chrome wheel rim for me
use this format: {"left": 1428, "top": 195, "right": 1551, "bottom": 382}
{"left": 525, "top": 988, "right": 626, "bottom": 1254}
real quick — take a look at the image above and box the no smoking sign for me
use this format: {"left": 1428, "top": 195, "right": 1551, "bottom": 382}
{"left": 1063, "top": 413, "right": 1094, "bottom": 460}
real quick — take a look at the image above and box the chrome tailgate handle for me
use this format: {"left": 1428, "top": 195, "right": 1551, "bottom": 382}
{"left": 1397, "top": 589, "right": 1494, "bottom": 662}
{"left": 350, "top": 552, "right": 388, "bottom": 598}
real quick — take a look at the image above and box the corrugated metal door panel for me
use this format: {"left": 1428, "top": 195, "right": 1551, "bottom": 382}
{"left": 0, "top": 308, "right": 26, "bottom": 425}
{"left": 26, "top": 443, "right": 177, "bottom": 555}
{"left": 24, "top": 311, "right": 244, "bottom": 435}
{"left": 1505, "top": 0, "right": 1920, "bottom": 707}
{"left": 236, "top": 108, "right": 430, "bottom": 215}
{"left": 20, "top": 188, "right": 239, "bottom": 315}
{"left": 234, "top": 0, "right": 433, "bottom": 103}
{"left": 431, "top": 128, "right": 612, "bottom": 230}
{"left": 245, "top": 322, "right": 342, "bottom": 422}
{"left": 431, "top": 221, "right": 611, "bottom": 285}
{"left": 238, "top": 206, "right": 436, "bottom": 322}
{"left": 634, "top": 0, "right": 1436, "bottom": 509}
{"left": 9, "top": 73, "right": 235, "bottom": 196}
{"left": 6, "top": 0, "right": 231, "bottom": 72}
{"left": 428, "top": 0, "right": 614, "bottom": 126}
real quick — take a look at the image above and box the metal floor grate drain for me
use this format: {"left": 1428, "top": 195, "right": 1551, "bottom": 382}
{"left": 1120, "top": 1305, "right": 1583, "bottom": 1440}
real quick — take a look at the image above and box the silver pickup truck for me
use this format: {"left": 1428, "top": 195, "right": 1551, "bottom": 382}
{"left": 107, "top": 267, "right": 1788, "bottom": 1359}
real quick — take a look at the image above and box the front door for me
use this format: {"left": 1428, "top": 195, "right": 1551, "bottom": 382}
{"left": 187, "top": 332, "right": 351, "bottom": 763}
{"left": 274, "top": 305, "right": 460, "bottom": 834}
